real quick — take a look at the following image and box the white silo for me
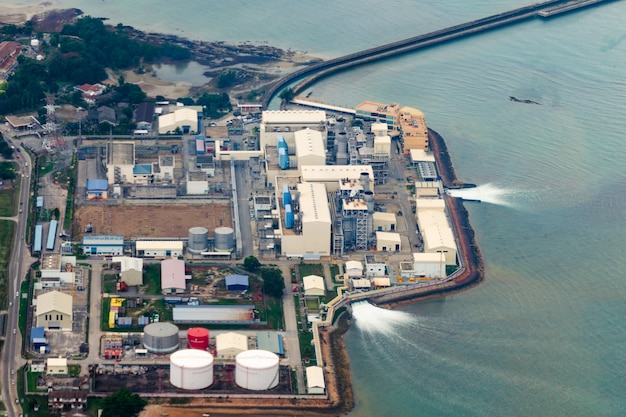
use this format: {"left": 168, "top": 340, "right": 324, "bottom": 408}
{"left": 214, "top": 227, "right": 234, "bottom": 252}
{"left": 235, "top": 350, "right": 280, "bottom": 391}
{"left": 143, "top": 322, "right": 179, "bottom": 354}
{"left": 188, "top": 227, "right": 209, "bottom": 254}
{"left": 170, "top": 349, "right": 214, "bottom": 390}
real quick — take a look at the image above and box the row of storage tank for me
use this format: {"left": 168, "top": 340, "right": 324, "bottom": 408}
{"left": 170, "top": 348, "right": 280, "bottom": 391}
{"left": 187, "top": 226, "right": 235, "bottom": 254}
{"left": 141, "top": 323, "right": 279, "bottom": 391}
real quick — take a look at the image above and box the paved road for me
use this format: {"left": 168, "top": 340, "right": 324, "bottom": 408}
{"left": 279, "top": 264, "right": 305, "bottom": 393}
{"left": 1, "top": 148, "right": 35, "bottom": 417}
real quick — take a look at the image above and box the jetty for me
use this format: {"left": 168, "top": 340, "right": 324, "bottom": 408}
{"left": 263, "top": 0, "right": 619, "bottom": 107}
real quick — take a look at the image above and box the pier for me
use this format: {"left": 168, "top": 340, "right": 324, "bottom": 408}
{"left": 263, "top": 0, "right": 619, "bottom": 108}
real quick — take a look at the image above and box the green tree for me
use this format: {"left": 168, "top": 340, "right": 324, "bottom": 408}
{"left": 243, "top": 255, "right": 261, "bottom": 272}
{"left": 261, "top": 267, "right": 285, "bottom": 298}
{"left": 279, "top": 87, "right": 295, "bottom": 103}
{"left": 217, "top": 70, "right": 237, "bottom": 88}
{"left": 101, "top": 389, "right": 147, "bottom": 417}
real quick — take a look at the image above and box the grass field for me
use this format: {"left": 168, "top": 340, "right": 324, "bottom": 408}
{"left": 0, "top": 162, "right": 19, "bottom": 216}
{"left": 298, "top": 263, "right": 324, "bottom": 278}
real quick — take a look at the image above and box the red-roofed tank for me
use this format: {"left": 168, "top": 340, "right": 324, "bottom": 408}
{"left": 187, "top": 327, "right": 210, "bottom": 350}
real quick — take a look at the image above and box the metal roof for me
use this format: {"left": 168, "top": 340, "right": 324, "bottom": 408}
{"left": 256, "top": 331, "right": 284, "bottom": 355}
{"left": 86, "top": 179, "right": 108, "bottom": 191}
{"left": 36, "top": 291, "right": 72, "bottom": 317}
{"left": 161, "top": 259, "right": 186, "bottom": 290}
{"left": 173, "top": 305, "right": 255, "bottom": 323}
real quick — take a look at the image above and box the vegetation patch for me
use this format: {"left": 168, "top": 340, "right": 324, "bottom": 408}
{"left": 298, "top": 263, "right": 324, "bottom": 278}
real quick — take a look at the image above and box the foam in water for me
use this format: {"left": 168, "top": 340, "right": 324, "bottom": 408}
{"left": 446, "top": 183, "right": 519, "bottom": 207}
{"left": 351, "top": 302, "right": 415, "bottom": 334}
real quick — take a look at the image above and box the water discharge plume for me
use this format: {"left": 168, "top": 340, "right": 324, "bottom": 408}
{"left": 351, "top": 302, "right": 415, "bottom": 334}
{"left": 446, "top": 183, "right": 521, "bottom": 207}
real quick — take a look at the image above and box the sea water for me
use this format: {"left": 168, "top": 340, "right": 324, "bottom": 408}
{"left": 8, "top": 0, "right": 626, "bottom": 415}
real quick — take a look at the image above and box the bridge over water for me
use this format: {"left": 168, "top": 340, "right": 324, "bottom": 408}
{"left": 262, "top": 0, "right": 619, "bottom": 108}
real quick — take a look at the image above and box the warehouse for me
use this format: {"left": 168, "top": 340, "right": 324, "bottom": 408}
{"left": 111, "top": 256, "right": 143, "bottom": 286}
{"left": 173, "top": 305, "right": 256, "bottom": 324}
{"left": 259, "top": 110, "right": 326, "bottom": 150}
{"left": 376, "top": 231, "right": 401, "bottom": 252}
{"left": 373, "top": 212, "right": 396, "bottom": 232}
{"left": 416, "top": 210, "right": 457, "bottom": 265}
{"left": 303, "top": 275, "right": 325, "bottom": 297}
{"left": 86, "top": 179, "right": 108, "bottom": 200}
{"left": 225, "top": 275, "right": 249, "bottom": 291}
{"left": 280, "top": 182, "right": 332, "bottom": 258}
{"left": 345, "top": 260, "right": 364, "bottom": 278}
{"left": 135, "top": 240, "right": 183, "bottom": 258}
{"left": 294, "top": 128, "right": 326, "bottom": 166}
{"left": 215, "top": 332, "right": 249, "bottom": 360}
{"left": 81, "top": 235, "right": 124, "bottom": 256}
{"left": 158, "top": 107, "right": 198, "bottom": 134}
{"left": 306, "top": 366, "right": 325, "bottom": 394}
{"left": 161, "top": 258, "right": 188, "bottom": 294}
{"left": 36, "top": 291, "right": 73, "bottom": 331}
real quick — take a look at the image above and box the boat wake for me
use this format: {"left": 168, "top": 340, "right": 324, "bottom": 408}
{"left": 446, "top": 183, "right": 519, "bottom": 207}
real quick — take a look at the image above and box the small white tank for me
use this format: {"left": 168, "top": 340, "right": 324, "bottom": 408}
{"left": 170, "top": 349, "right": 214, "bottom": 390}
{"left": 235, "top": 350, "right": 279, "bottom": 391}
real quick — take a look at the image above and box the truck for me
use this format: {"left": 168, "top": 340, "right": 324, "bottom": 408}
{"left": 116, "top": 281, "right": 127, "bottom": 292}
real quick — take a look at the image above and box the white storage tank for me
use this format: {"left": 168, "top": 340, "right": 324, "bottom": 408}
{"left": 188, "top": 226, "right": 209, "bottom": 254}
{"left": 235, "top": 349, "right": 279, "bottom": 391}
{"left": 170, "top": 349, "right": 214, "bottom": 390}
{"left": 214, "top": 227, "right": 234, "bottom": 252}
{"left": 143, "top": 322, "right": 179, "bottom": 354}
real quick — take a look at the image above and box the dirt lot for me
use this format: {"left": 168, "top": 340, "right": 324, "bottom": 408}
{"left": 73, "top": 203, "right": 231, "bottom": 239}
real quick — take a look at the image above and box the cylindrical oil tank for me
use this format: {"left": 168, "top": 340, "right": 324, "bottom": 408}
{"left": 214, "top": 227, "right": 235, "bottom": 252}
{"left": 187, "top": 327, "right": 210, "bottom": 350}
{"left": 170, "top": 349, "right": 214, "bottom": 390}
{"left": 235, "top": 350, "right": 279, "bottom": 391}
{"left": 143, "top": 322, "right": 179, "bottom": 354}
{"left": 188, "top": 227, "right": 209, "bottom": 254}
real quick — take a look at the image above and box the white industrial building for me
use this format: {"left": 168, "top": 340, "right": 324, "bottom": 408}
{"left": 302, "top": 275, "right": 325, "bottom": 297}
{"left": 294, "top": 128, "right": 326, "bottom": 166}
{"left": 376, "top": 231, "right": 402, "bottom": 252}
{"left": 186, "top": 171, "right": 209, "bottom": 195}
{"left": 280, "top": 182, "right": 331, "bottom": 258}
{"left": 400, "top": 252, "right": 448, "bottom": 279}
{"left": 158, "top": 107, "right": 198, "bottom": 134}
{"left": 416, "top": 209, "right": 457, "bottom": 265}
{"left": 415, "top": 197, "right": 446, "bottom": 212}
{"left": 40, "top": 254, "right": 76, "bottom": 284}
{"left": 306, "top": 366, "right": 326, "bottom": 394}
{"left": 135, "top": 240, "right": 183, "bottom": 258}
{"left": 46, "top": 357, "right": 68, "bottom": 375}
{"left": 364, "top": 255, "right": 387, "bottom": 277}
{"left": 345, "top": 260, "right": 364, "bottom": 278}
{"left": 260, "top": 110, "right": 326, "bottom": 150}
{"left": 373, "top": 212, "right": 396, "bottom": 232}
{"left": 415, "top": 181, "right": 441, "bottom": 198}
{"left": 216, "top": 332, "right": 249, "bottom": 360}
{"left": 300, "top": 165, "right": 374, "bottom": 192}
{"left": 111, "top": 256, "right": 143, "bottom": 286}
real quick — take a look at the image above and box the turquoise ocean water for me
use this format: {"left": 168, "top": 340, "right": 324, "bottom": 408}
{"left": 9, "top": 0, "right": 626, "bottom": 415}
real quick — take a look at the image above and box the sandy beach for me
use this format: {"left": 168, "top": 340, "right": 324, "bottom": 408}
{"left": 0, "top": 3, "right": 51, "bottom": 25}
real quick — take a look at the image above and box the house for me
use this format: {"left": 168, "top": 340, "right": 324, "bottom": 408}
{"left": 225, "top": 275, "right": 249, "bottom": 291}
{"left": 215, "top": 332, "right": 248, "bottom": 360}
{"left": 97, "top": 106, "right": 117, "bottom": 125}
{"left": 46, "top": 357, "right": 68, "bottom": 375}
{"left": 73, "top": 83, "right": 106, "bottom": 105}
{"left": 0, "top": 41, "right": 22, "bottom": 75}
{"left": 161, "top": 258, "right": 187, "bottom": 294}
{"left": 302, "top": 275, "right": 325, "bottom": 297}
{"left": 36, "top": 291, "right": 73, "bottom": 331}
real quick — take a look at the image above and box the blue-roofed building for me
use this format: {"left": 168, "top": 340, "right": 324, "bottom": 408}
{"left": 256, "top": 331, "right": 285, "bottom": 355}
{"left": 225, "top": 274, "right": 249, "bottom": 291}
{"left": 30, "top": 327, "right": 45, "bottom": 342}
{"left": 82, "top": 235, "right": 124, "bottom": 256}
{"left": 36, "top": 196, "right": 43, "bottom": 209}
{"left": 86, "top": 179, "right": 108, "bottom": 200}
{"left": 46, "top": 220, "right": 58, "bottom": 251}
{"left": 34, "top": 224, "right": 43, "bottom": 252}
{"left": 133, "top": 164, "right": 152, "bottom": 175}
